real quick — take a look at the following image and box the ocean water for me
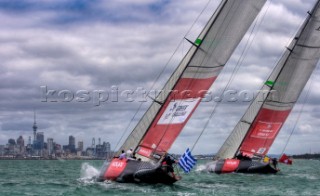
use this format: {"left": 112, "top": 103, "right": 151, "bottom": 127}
{"left": 0, "top": 159, "right": 319, "bottom": 196}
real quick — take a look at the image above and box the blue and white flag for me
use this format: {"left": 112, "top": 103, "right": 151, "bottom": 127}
{"left": 178, "top": 148, "right": 197, "bottom": 173}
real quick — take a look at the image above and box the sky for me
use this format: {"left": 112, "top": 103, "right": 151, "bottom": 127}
{"left": 0, "top": 0, "right": 319, "bottom": 155}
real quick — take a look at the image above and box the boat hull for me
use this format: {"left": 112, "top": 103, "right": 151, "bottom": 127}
{"left": 97, "top": 158, "right": 178, "bottom": 184}
{"left": 206, "top": 159, "right": 279, "bottom": 174}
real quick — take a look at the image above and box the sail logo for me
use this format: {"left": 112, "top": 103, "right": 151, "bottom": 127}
{"left": 111, "top": 161, "right": 124, "bottom": 168}
{"left": 222, "top": 159, "right": 240, "bottom": 172}
{"left": 257, "top": 148, "right": 266, "bottom": 154}
{"left": 158, "top": 98, "right": 200, "bottom": 124}
{"left": 226, "top": 160, "right": 238, "bottom": 165}
{"left": 251, "top": 121, "right": 282, "bottom": 139}
{"left": 138, "top": 147, "right": 152, "bottom": 157}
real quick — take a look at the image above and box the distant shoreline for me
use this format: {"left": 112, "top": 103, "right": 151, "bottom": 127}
{"left": 1, "top": 153, "right": 319, "bottom": 161}
{"left": 291, "top": 153, "right": 320, "bottom": 159}
{"left": 0, "top": 157, "right": 106, "bottom": 161}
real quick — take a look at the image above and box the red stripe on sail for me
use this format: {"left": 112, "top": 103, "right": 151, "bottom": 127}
{"left": 137, "top": 77, "right": 216, "bottom": 157}
{"left": 240, "top": 108, "right": 291, "bottom": 156}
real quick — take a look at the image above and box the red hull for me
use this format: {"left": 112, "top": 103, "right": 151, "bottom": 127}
{"left": 207, "top": 159, "right": 279, "bottom": 174}
{"left": 98, "top": 158, "right": 179, "bottom": 184}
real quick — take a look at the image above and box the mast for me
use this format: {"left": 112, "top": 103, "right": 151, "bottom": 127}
{"left": 33, "top": 110, "right": 37, "bottom": 143}
{"left": 215, "top": 0, "right": 320, "bottom": 159}
{"left": 117, "top": 0, "right": 266, "bottom": 160}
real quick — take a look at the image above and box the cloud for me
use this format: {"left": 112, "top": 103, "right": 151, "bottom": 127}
{"left": 0, "top": 0, "right": 319, "bottom": 155}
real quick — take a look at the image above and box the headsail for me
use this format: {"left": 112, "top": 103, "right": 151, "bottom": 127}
{"left": 215, "top": 0, "right": 320, "bottom": 159}
{"left": 117, "top": 0, "right": 267, "bottom": 161}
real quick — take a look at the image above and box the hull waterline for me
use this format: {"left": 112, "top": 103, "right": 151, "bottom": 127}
{"left": 97, "top": 158, "right": 178, "bottom": 184}
{"left": 206, "top": 159, "right": 279, "bottom": 174}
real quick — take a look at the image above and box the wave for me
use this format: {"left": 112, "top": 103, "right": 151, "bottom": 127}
{"left": 78, "top": 162, "right": 100, "bottom": 185}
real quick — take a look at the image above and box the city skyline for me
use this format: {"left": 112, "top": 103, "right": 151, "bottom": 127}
{"left": 0, "top": 0, "right": 319, "bottom": 155}
{"left": 0, "top": 130, "right": 111, "bottom": 159}
{"left": 0, "top": 131, "right": 110, "bottom": 151}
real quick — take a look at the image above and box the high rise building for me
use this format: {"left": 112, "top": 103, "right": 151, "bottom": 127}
{"left": 16, "top": 136, "right": 24, "bottom": 146}
{"left": 104, "top": 142, "right": 111, "bottom": 159}
{"left": 33, "top": 111, "right": 37, "bottom": 143}
{"left": 26, "top": 136, "right": 32, "bottom": 156}
{"left": 16, "top": 136, "right": 25, "bottom": 154}
{"left": 8, "top": 138, "right": 16, "bottom": 145}
{"left": 47, "top": 138, "right": 54, "bottom": 156}
{"left": 35, "top": 132, "right": 44, "bottom": 150}
{"left": 69, "top": 135, "right": 75, "bottom": 146}
{"left": 0, "top": 145, "right": 5, "bottom": 156}
{"left": 54, "top": 144, "right": 62, "bottom": 157}
{"left": 68, "top": 135, "right": 76, "bottom": 153}
{"left": 7, "top": 138, "right": 16, "bottom": 155}
{"left": 77, "top": 141, "right": 83, "bottom": 152}
{"left": 105, "top": 142, "right": 111, "bottom": 153}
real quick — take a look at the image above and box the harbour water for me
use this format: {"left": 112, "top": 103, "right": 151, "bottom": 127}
{"left": 0, "top": 159, "right": 319, "bottom": 195}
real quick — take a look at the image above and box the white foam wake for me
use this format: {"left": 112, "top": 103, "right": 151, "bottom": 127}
{"left": 81, "top": 162, "right": 100, "bottom": 178}
{"left": 195, "top": 164, "right": 207, "bottom": 172}
{"left": 78, "top": 162, "right": 100, "bottom": 184}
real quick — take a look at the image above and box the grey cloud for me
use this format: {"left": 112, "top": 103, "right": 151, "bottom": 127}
{"left": 0, "top": 0, "right": 319, "bottom": 154}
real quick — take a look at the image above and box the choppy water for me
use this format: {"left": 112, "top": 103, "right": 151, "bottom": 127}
{"left": 0, "top": 159, "right": 319, "bottom": 196}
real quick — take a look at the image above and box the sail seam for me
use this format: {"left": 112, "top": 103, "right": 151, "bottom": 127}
{"left": 241, "top": 120, "right": 251, "bottom": 125}
{"left": 188, "top": 65, "right": 225, "bottom": 68}
{"left": 296, "top": 43, "right": 320, "bottom": 48}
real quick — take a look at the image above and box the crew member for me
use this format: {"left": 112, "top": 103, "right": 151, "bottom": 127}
{"left": 119, "top": 150, "right": 127, "bottom": 160}
{"left": 162, "top": 154, "right": 178, "bottom": 179}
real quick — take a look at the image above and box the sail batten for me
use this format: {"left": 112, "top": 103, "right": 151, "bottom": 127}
{"left": 216, "top": 0, "right": 320, "bottom": 159}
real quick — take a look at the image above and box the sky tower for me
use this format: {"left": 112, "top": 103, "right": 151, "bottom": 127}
{"left": 32, "top": 110, "right": 37, "bottom": 143}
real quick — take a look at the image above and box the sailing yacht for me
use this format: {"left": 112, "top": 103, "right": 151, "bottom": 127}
{"left": 207, "top": 0, "right": 320, "bottom": 174}
{"left": 97, "top": 0, "right": 266, "bottom": 183}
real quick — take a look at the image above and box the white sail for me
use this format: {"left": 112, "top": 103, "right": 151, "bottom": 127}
{"left": 216, "top": 0, "right": 320, "bottom": 159}
{"left": 117, "top": 0, "right": 266, "bottom": 158}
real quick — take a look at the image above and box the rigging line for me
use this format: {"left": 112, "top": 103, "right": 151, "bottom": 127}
{"left": 185, "top": 0, "right": 254, "bottom": 154}
{"left": 280, "top": 63, "right": 319, "bottom": 155}
{"left": 112, "top": 0, "right": 213, "bottom": 154}
{"left": 225, "top": 0, "right": 271, "bottom": 91}
{"left": 147, "top": 0, "right": 212, "bottom": 93}
{"left": 259, "top": 8, "right": 316, "bottom": 154}
{"left": 218, "top": 11, "right": 281, "bottom": 158}
{"left": 216, "top": 0, "right": 273, "bottom": 96}
{"left": 190, "top": 0, "right": 271, "bottom": 153}
{"left": 217, "top": 0, "right": 310, "bottom": 157}
{"left": 221, "top": 0, "right": 272, "bottom": 104}
{"left": 150, "top": 0, "right": 232, "bottom": 154}
{"left": 156, "top": 0, "right": 238, "bottom": 154}
{"left": 139, "top": 18, "right": 231, "bottom": 161}
{"left": 112, "top": 102, "right": 144, "bottom": 153}
{"left": 226, "top": 0, "right": 291, "bottom": 101}
{"left": 139, "top": 0, "right": 216, "bottom": 156}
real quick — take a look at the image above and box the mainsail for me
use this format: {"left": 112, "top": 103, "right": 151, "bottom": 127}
{"left": 116, "top": 0, "right": 266, "bottom": 161}
{"left": 216, "top": 0, "right": 320, "bottom": 159}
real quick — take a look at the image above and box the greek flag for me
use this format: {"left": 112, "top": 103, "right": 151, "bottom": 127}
{"left": 178, "top": 148, "right": 196, "bottom": 173}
